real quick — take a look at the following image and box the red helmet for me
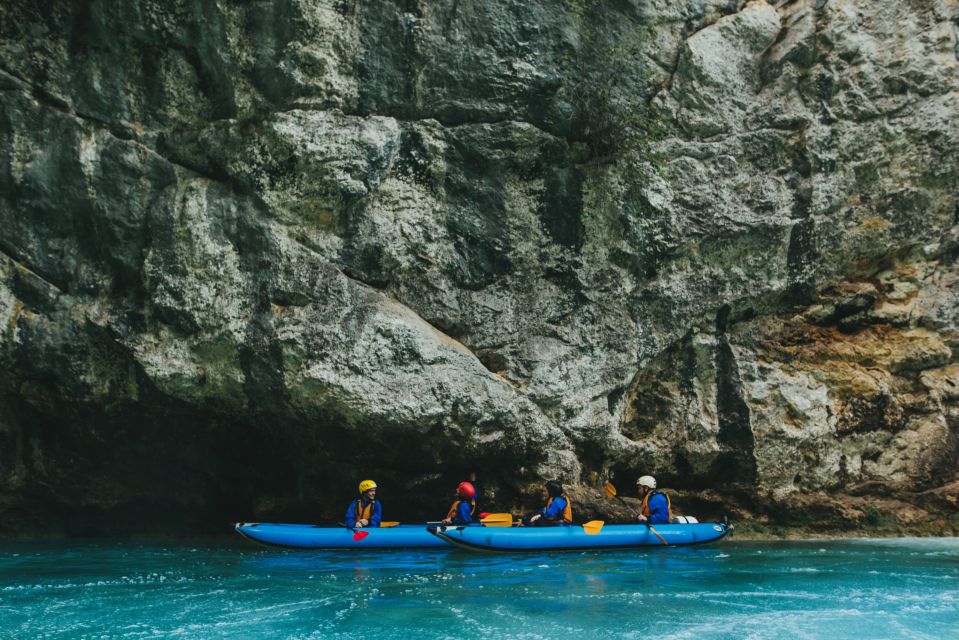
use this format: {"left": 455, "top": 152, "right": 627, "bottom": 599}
{"left": 457, "top": 481, "right": 476, "bottom": 498}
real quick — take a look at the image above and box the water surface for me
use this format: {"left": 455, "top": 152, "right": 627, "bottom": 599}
{"left": 1, "top": 536, "right": 957, "bottom": 639}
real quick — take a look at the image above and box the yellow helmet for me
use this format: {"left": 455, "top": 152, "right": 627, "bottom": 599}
{"left": 358, "top": 480, "right": 377, "bottom": 493}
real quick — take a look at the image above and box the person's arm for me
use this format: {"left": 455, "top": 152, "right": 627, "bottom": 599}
{"left": 369, "top": 500, "right": 382, "bottom": 527}
{"left": 531, "top": 498, "right": 564, "bottom": 523}
{"left": 344, "top": 500, "right": 358, "bottom": 527}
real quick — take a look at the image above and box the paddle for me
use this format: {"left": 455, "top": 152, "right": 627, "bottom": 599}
{"left": 479, "top": 513, "right": 514, "bottom": 527}
{"left": 604, "top": 481, "right": 668, "bottom": 546}
{"left": 337, "top": 522, "right": 370, "bottom": 541}
{"left": 428, "top": 513, "right": 514, "bottom": 527}
{"left": 604, "top": 481, "right": 637, "bottom": 514}
{"left": 582, "top": 520, "right": 604, "bottom": 535}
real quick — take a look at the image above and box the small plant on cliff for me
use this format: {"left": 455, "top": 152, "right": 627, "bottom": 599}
{"left": 861, "top": 501, "right": 896, "bottom": 530}
{"left": 562, "top": 0, "right": 666, "bottom": 177}
{"left": 862, "top": 501, "right": 882, "bottom": 525}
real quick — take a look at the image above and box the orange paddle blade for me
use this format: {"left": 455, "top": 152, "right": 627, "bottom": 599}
{"left": 604, "top": 482, "right": 617, "bottom": 499}
{"left": 480, "top": 513, "right": 514, "bottom": 527}
{"left": 380, "top": 522, "right": 400, "bottom": 528}
{"left": 582, "top": 520, "right": 604, "bottom": 535}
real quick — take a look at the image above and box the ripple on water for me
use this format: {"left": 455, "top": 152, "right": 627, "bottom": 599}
{"left": 1, "top": 539, "right": 958, "bottom": 639}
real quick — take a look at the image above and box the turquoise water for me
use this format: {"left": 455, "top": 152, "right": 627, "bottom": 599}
{"left": 1, "top": 537, "right": 957, "bottom": 639}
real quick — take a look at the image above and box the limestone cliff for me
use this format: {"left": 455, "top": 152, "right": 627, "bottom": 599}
{"left": 1, "top": 0, "right": 957, "bottom": 536}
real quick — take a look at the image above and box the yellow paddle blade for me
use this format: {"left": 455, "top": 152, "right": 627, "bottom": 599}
{"left": 583, "top": 520, "right": 605, "bottom": 535}
{"left": 380, "top": 521, "right": 400, "bottom": 528}
{"left": 480, "top": 513, "right": 514, "bottom": 527}
{"left": 604, "top": 481, "right": 617, "bottom": 499}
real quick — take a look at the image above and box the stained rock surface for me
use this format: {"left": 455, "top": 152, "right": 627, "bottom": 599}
{"left": 0, "top": 0, "right": 957, "bottom": 535}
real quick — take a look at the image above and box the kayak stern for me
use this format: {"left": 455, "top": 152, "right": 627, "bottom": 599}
{"left": 427, "top": 521, "right": 733, "bottom": 552}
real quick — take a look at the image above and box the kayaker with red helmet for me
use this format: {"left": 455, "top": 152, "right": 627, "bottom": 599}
{"left": 345, "top": 479, "right": 382, "bottom": 528}
{"left": 442, "top": 482, "right": 477, "bottom": 525}
{"left": 636, "top": 475, "right": 671, "bottom": 525}
{"left": 523, "top": 480, "right": 572, "bottom": 526}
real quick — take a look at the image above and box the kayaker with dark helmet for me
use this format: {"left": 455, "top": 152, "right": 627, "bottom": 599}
{"left": 466, "top": 470, "right": 482, "bottom": 512}
{"left": 636, "top": 475, "right": 671, "bottom": 525}
{"left": 523, "top": 480, "right": 573, "bottom": 526}
{"left": 345, "top": 479, "right": 382, "bottom": 528}
{"left": 441, "top": 481, "right": 477, "bottom": 525}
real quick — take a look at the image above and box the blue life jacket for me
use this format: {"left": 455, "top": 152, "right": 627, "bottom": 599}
{"left": 446, "top": 498, "right": 475, "bottom": 524}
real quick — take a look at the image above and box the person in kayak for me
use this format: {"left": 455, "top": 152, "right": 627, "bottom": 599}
{"left": 523, "top": 480, "right": 572, "bottom": 526}
{"left": 441, "top": 481, "right": 477, "bottom": 525}
{"left": 636, "top": 475, "right": 671, "bottom": 525}
{"left": 466, "top": 470, "right": 482, "bottom": 512}
{"left": 345, "top": 479, "right": 382, "bottom": 528}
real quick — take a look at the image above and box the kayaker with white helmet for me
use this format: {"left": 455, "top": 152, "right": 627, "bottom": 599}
{"left": 345, "top": 479, "right": 382, "bottom": 528}
{"left": 441, "top": 481, "right": 477, "bottom": 525}
{"left": 523, "top": 480, "right": 573, "bottom": 526}
{"left": 636, "top": 475, "right": 671, "bottom": 525}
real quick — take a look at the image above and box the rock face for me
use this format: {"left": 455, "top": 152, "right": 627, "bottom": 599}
{"left": 0, "top": 0, "right": 957, "bottom": 535}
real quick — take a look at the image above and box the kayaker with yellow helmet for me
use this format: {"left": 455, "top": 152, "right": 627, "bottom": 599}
{"left": 441, "top": 482, "right": 477, "bottom": 525}
{"left": 522, "top": 480, "right": 572, "bottom": 526}
{"left": 345, "top": 479, "right": 382, "bottom": 528}
{"left": 636, "top": 475, "right": 671, "bottom": 525}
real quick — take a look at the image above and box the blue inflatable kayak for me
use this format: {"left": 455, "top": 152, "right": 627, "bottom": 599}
{"left": 428, "top": 521, "right": 732, "bottom": 552}
{"left": 235, "top": 522, "right": 449, "bottom": 549}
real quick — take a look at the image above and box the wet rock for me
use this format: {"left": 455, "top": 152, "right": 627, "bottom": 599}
{"left": 0, "top": 0, "right": 957, "bottom": 535}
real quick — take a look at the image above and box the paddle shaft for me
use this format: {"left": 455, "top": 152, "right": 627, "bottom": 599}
{"left": 644, "top": 522, "right": 668, "bottom": 545}
{"left": 426, "top": 513, "right": 512, "bottom": 526}
{"left": 614, "top": 494, "right": 638, "bottom": 516}
{"left": 606, "top": 483, "right": 668, "bottom": 545}
{"left": 338, "top": 521, "right": 399, "bottom": 529}
{"left": 337, "top": 521, "right": 371, "bottom": 541}
{"left": 619, "top": 496, "right": 669, "bottom": 545}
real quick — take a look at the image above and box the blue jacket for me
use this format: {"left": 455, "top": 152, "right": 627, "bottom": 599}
{"left": 646, "top": 492, "right": 670, "bottom": 525}
{"left": 344, "top": 498, "right": 382, "bottom": 527}
{"left": 450, "top": 499, "right": 474, "bottom": 525}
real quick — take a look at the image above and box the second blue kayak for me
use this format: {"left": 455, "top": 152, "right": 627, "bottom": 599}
{"left": 235, "top": 522, "right": 449, "bottom": 549}
{"left": 429, "top": 521, "right": 732, "bottom": 551}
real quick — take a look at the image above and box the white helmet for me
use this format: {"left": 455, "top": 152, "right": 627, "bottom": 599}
{"left": 637, "top": 475, "right": 657, "bottom": 489}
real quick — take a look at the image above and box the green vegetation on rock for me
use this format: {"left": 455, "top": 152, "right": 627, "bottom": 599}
{"left": 563, "top": 0, "right": 665, "bottom": 173}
